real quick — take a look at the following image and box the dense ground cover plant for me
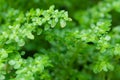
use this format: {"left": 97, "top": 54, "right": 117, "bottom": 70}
{"left": 0, "top": 0, "right": 120, "bottom": 80}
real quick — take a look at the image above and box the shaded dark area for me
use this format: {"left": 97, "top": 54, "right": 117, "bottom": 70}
{"left": 21, "top": 50, "right": 37, "bottom": 59}
{"left": 20, "top": 34, "right": 51, "bottom": 59}
{"left": 110, "top": 10, "right": 120, "bottom": 27}
{"left": 87, "top": 42, "right": 94, "bottom": 45}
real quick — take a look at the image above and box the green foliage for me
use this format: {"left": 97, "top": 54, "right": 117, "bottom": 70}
{"left": 0, "top": 0, "right": 120, "bottom": 80}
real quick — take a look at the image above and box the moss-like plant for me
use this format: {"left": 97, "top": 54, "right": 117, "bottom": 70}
{"left": 1, "top": 0, "right": 120, "bottom": 80}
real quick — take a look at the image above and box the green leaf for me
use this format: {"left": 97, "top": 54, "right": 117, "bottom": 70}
{"left": 44, "top": 24, "right": 50, "bottom": 31}
{"left": 14, "top": 64, "right": 21, "bottom": 69}
{"left": 114, "top": 44, "right": 120, "bottom": 55}
{"left": 48, "top": 19, "right": 57, "bottom": 28}
{"left": 0, "top": 49, "right": 8, "bottom": 59}
{"left": 0, "top": 74, "right": 5, "bottom": 80}
{"left": 26, "top": 32, "right": 34, "bottom": 39}
{"left": 8, "top": 60, "right": 16, "bottom": 65}
{"left": 18, "top": 39, "right": 25, "bottom": 46}
{"left": 60, "top": 19, "right": 66, "bottom": 28}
